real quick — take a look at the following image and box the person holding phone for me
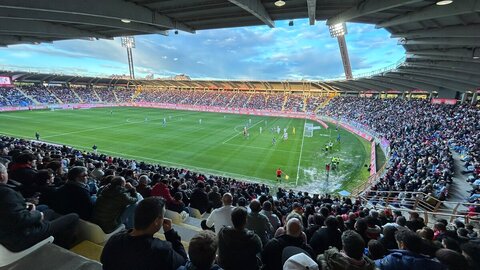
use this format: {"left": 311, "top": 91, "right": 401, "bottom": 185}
{"left": 0, "top": 163, "right": 79, "bottom": 252}
{"left": 101, "top": 197, "right": 187, "bottom": 270}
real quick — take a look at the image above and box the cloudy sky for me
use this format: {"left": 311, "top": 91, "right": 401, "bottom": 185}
{"left": 0, "top": 20, "right": 405, "bottom": 81}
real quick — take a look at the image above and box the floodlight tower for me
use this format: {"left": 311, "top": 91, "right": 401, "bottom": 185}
{"left": 329, "top": 23, "right": 353, "bottom": 80}
{"left": 121, "top": 36, "right": 136, "bottom": 79}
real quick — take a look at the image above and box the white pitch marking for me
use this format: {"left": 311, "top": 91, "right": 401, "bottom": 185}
{"left": 296, "top": 119, "right": 306, "bottom": 186}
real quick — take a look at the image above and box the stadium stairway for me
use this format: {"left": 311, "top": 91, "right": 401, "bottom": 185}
{"left": 226, "top": 93, "right": 237, "bottom": 107}
{"left": 92, "top": 89, "right": 103, "bottom": 103}
{"left": 71, "top": 88, "right": 84, "bottom": 103}
{"left": 131, "top": 86, "right": 143, "bottom": 102}
{"left": 314, "top": 95, "right": 334, "bottom": 113}
{"left": 15, "top": 88, "right": 39, "bottom": 105}
{"left": 281, "top": 95, "right": 288, "bottom": 111}
{"left": 112, "top": 90, "right": 120, "bottom": 103}
{"left": 47, "top": 88, "right": 63, "bottom": 104}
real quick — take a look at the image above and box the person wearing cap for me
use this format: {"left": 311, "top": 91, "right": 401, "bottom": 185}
{"left": 261, "top": 217, "right": 314, "bottom": 270}
{"left": 318, "top": 230, "right": 375, "bottom": 270}
{"left": 282, "top": 246, "right": 319, "bottom": 270}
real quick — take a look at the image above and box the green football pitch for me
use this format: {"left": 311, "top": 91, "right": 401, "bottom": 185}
{"left": 0, "top": 107, "right": 373, "bottom": 192}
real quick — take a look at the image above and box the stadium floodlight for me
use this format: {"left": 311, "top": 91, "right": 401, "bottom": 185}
{"left": 121, "top": 36, "right": 135, "bottom": 49}
{"left": 328, "top": 22, "right": 352, "bottom": 80}
{"left": 274, "top": 0, "right": 285, "bottom": 7}
{"left": 436, "top": 0, "right": 453, "bottom": 5}
{"left": 121, "top": 36, "right": 136, "bottom": 79}
{"left": 329, "top": 23, "right": 347, "bottom": 38}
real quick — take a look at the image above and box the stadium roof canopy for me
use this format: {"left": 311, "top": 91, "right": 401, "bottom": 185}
{"left": 0, "top": 0, "right": 479, "bottom": 95}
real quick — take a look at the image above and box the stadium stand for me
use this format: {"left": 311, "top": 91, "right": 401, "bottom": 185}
{"left": 0, "top": 88, "right": 479, "bottom": 269}
{"left": 0, "top": 87, "right": 34, "bottom": 106}
{"left": 94, "top": 87, "right": 117, "bottom": 103}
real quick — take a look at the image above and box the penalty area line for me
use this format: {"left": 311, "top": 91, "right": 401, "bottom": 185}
{"left": 295, "top": 119, "right": 306, "bottom": 186}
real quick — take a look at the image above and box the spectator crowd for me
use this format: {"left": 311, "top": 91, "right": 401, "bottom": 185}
{"left": 0, "top": 85, "right": 327, "bottom": 113}
{"left": 0, "top": 90, "right": 479, "bottom": 269}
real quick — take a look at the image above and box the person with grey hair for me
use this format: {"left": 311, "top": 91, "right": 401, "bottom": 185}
{"left": 51, "top": 166, "right": 94, "bottom": 220}
{"left": 247, "top": 199, "right": 273, "bottom": 245}
{"left": 260, "top": 201, "right": 281, "bottom": 231}
{"left": 261, "top": 218, "right": 314, "bottom": 270}
{"left": 0, "top": 163, "right": 79, "bottom": 251}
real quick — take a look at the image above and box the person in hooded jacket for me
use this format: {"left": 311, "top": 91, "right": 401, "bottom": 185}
{"left": 318, "top": 230, "right": 376, "bottom": 270}
{"left": 92, "top": 176, "right": 138, "bottom": 233}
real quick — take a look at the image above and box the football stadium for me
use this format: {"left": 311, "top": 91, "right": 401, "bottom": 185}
{"left": 0, "top": 1, "right": 479, "bottom": 270}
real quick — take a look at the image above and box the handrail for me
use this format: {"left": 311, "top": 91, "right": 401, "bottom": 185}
{"left": 357, "top": 190, "right": 480, "bottom": 223}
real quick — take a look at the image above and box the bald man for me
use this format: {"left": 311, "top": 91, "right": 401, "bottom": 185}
{"left": 261, "top": 217, "right": 315, "bottom": 270}
{"left": 205, "top": 193, "right": 235, "bottom": 234}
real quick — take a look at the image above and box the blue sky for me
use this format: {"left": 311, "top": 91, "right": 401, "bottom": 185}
{"left": 0, "top": 20, "right": 405, "bottom": 81}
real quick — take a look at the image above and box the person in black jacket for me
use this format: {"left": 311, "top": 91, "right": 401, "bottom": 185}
{"left": 309, "top": 215, "right": 342, "bottom": 256}
{"left": 218, "top": 207, "right": 262, "bottom": 270}
{"left": 261, "top": 217, "right": 315, "bottom": 270}
{"left": 0, "top": 163, "right": 79, "bottom": 251}
{"left": 406, "top": 212, "right": 425, "bottom": 232}
{"left": 101, "top": 197, "right": 187, "bottom": 270}
{"left": 190, "top": 182, "right": 209, "bottom": 214}
{"left": 51, "top": 166, "right": 94, "bottom": 220}
{"left": 8, "top": 152, "right": 38, "bottom": 197}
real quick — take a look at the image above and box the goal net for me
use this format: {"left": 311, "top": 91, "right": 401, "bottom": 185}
{"left": 304, "top": 123, "right": 314, "bottom": 137}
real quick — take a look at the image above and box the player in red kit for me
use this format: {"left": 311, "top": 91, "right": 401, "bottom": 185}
{"left": 276, "top": 168, "right": 282, "bottom": 182}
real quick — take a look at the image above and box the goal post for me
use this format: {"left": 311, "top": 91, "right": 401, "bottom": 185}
{"left": 304, "top": 123, "right": 314, "bottom": 137}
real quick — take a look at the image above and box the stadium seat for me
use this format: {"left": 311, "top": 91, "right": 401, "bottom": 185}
{"left": 165, "top": 209, "right": 188, "bottom": 224}
{"left": 70, "top": 240, "right": 103, "bottom": 262}
{"left": 77, "top": 219, "right": 125, "bottom": 245}
{"left": 188, "top": 207, "right": 204, "bottom": 219}
{"left": 0, "top": 236, "right": 54, "bottom": 267}
{"left": 7, "top": 242, "right": 102, "bottom": 270}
